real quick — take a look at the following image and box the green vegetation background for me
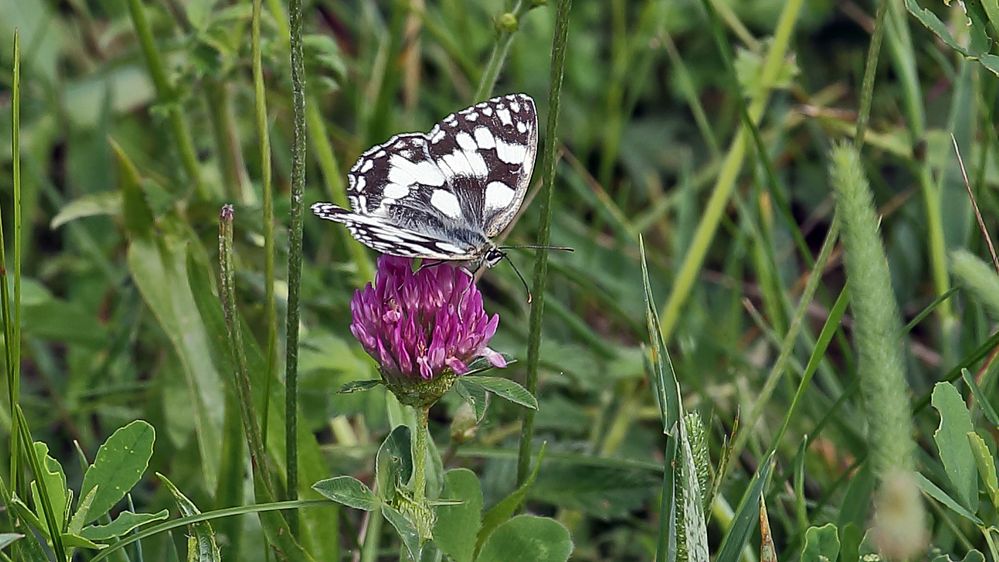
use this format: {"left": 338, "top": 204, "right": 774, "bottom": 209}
{"left": 0, "top": 0, "right": 998, "bottom": 560}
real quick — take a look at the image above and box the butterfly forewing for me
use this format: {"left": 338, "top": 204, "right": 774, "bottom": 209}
{"left": 311, "top": 93, "right": 538, "bottom": 261}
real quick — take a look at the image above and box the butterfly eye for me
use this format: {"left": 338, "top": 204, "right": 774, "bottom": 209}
{"left": 485, "top": 249, "right": 505, "bottom": 268}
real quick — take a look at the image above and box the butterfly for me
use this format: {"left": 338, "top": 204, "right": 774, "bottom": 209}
{"left": 311, "top": 93, "right": 538, "bottom": 271}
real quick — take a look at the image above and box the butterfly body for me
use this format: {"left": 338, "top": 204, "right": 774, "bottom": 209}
{"left": 311, "top": 93, "right": 538, "bottom": 270}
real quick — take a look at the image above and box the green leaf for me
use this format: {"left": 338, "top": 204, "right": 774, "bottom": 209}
{"left": 376, "top": 425, "right": 414, "bottom": 503}
{"left": 933, "top": 550, "right": 988, "bottom": 562}
{"left": 715, "top": 453, "right": 774, "bottom": 562}
{"left": 476, "top": 443, "right": 546, "bottom": 554}
{"left": 459, "top": 375, "right": 537, "bottom": 410}
{"left": 904, "top": 0, "right": 999, "bottom": 76}
{"left": 312, "top": 477, "right": 380, "bottom": 511}
{"left": 961, "top": 369, "right": 999, "bottom": 427}
{"left": 381, "top": 504, "right": 421, "bottom": 561}
{"left": 337, "top": 379, "right": 383, "bottom": 394}
{"left": 110, "top": 140, "right": 153, "bottom": 237}
{"left": 10, "top": 496, "right": 46, "bottom": 538}
{"left": 639, "top": 236, "right": 681, "bottom": 434}
{"left": 531, "top": 462, "right": 660, "bottom": 518}
{"left": 931, "top": 382, "right": 979, "bottom": 512}
{"left": 433, "top": 469, "right": 483, "bottom": 562}
{"left": 49, "top": 191, "right": 122, "bottom": 229}
{"left": 128, "top": 232, "right": 224, "bottom": 491}
{"left": 967, "top": 432, "right": 999, "bottom": 507}
{"left": 679, "top": 422, "right": 708, "bottom": 561}
{"left": 61, "top": 532, "right": 105, "bottom": 550}
{"left": 30, "top": 442, "right": 68, "bottom": 531}
{"left": 914, "top": 472, "right": 983, "bottom": 524}
{"left": 475, "top": 515, "right": 572, "bottom": 562}
{"left": 80, "top": 510, "right": 169, "bottom": 541}
{"left": 157, "top": 473, "right": 221, "bottom": 562}
{"left": 453, "top": 380, "right": 489, "bottom": 422}
{"left": 0, "top": 533, "right": 22, "bottom": 550}
{"left": 802, "top": 523, "right": 840, "bottom": 562}
{"left": 67, "top": 486, "right": 99, "bottom": 536}
{"left": 80, "top": 420, "right": 155, "bottom": 523}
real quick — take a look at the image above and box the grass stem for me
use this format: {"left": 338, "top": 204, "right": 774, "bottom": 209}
{"left": 516, "top": 0, "right": 572, "bottom": 487}
{"left": 285, "top": 0, "right": 307, "bottom": 534}
{"left": 473, "top": 0, "right": 536, "bottom": 102}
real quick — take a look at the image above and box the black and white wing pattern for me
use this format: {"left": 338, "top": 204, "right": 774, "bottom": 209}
{"left": 311, "top": 93, "right": 538, "bottom": 262}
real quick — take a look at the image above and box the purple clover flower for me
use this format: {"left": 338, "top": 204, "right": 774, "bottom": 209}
{"left": 350, "top": 256, "right": 507, "bottom": 387}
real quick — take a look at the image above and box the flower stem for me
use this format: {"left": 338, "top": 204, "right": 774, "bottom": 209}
{"left": 412, "top": 406, "right": 430, "bottom": 508}
{"left": 516, "top": 0, "right": 572, "bottom": 487}
{"left": 285, "top": 0, "right": 307, "bottom": 536}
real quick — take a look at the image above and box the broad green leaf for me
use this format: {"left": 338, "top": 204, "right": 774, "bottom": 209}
{"left": 337, "top": 379, "right": 382, "bottom": 394}
{"left": 381, "top": 504, "right": 421, "bottom": 561}
{"left": 312, "top": 477, "right": 380, "bottom": 511}
{"left": 376, "top": 425, "right": 413, "bottom": 503}
{"left": 459, "top": 376, "right": 537, "bottom": 410}
{"left": 802, "top": 523, "right": 840, "bottom": 561}
{"left": 453, "top": 380, "right": 489, "bottom": 422}
{"left": 931, "top": 383, "right": 978, "bottom": 512}
{"left": 914, "top": 472, "right": 983, "bottom": 524}
{"left": 30, "top": 442, "right": 68, "bottom": 531}
{"left": 61, "top": 532, "right": 104, "bottom": 550}
{"left": 476, "top": 444, "right": 546, "bottom": 554}
{"left": 157, "top": 474, "right": 221, "bottom": 562}
{"left": 80, "top": 510, "right": 169, "bottom": 541}
{"left": 715, "top": 453, "right": 774, "bottom": 562}
{"left": 532, "top": 462, "right": 660, "bottom": 518}
{"left": 475, "top": 515, "right": 572, "bottom": 562}
{"left": 80, "top": 420, "right": 155, "bottom": 523}
{"left": 128, "top": 232, "right": 223, "bottom": 491}
{"left": 967, "top": 432, "right": 999, "bottom": 507}
{"left": 433, "top": 469, "right": 483, "bottom": 562}
{"left": 0, "top": 533, "right": 22, "bottom": 550}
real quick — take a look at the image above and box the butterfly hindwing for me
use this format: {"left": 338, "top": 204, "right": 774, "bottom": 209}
{"left": 311, "top": 203, "right": 477, "bottom": 260}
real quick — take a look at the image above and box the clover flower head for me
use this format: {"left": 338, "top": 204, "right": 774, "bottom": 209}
{"left": 350, "top": 256, "right": 506, "bottom": 389}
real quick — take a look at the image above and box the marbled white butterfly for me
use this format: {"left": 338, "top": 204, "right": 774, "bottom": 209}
{"left": 311, "top": 93, "right": 538, "bottom": 271}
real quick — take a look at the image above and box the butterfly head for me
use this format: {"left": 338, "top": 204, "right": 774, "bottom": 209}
{"left": 483, "top": 246, "right": 506, "bottom": 269}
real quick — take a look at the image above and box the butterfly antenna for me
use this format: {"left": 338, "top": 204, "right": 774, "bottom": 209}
{"left": 500, "top": 244, "right": 575, "bottom": 253}
{"left": 503, "top": 254, "right": 533, "bottom": 304}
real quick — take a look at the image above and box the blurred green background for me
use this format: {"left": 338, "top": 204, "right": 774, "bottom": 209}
{"left": 1, "top": 0, "right": 999, "bottom": 560}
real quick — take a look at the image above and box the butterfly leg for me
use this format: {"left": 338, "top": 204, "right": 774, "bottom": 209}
{"left": 416, "top": 259, "right": 447, "bottom": 273}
